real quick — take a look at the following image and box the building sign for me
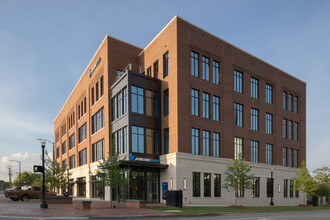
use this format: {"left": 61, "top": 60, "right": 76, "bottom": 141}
{"left": 89, "top": 57, "right": 101, "bottom": 77}
{"left": 129, "top": 153, "right": 160, "bottom": 163}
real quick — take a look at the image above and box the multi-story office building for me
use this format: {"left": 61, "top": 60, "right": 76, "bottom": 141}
{"left": 54, "top": 16, "right": 306, "bottom": 206}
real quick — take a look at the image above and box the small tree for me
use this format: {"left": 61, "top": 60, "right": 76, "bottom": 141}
{"left": 44, "top": 150, "right": 67, "bottom": 192}
{"left": 293, "top": 161, "right": 317, "bottom": 205}
{"left": 313, "top": 166, "right": 330, "bottom": 186}
{"left": 97, "top": 147, "right": 129, "bottom": 208}
{"left": 222, "top": 154, "right": 254, "bottom": 205}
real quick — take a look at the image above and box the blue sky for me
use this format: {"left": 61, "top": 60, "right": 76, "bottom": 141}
{"left": 0, "top": 0, "right": 329, "bottom": 180}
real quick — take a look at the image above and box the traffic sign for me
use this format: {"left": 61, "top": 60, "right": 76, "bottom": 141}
{"left": 33, "top": 165, "right": 44, "bottom": 173}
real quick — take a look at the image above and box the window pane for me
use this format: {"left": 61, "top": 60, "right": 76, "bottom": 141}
{"left": 202, "top": 93, "right": 210, "bottom": 119}
{"left": 251, "top": 140, "right": 259, "bottom": 163}
{"left": 234, "top": 70, "right": 243, "bottom": 93}
{"left": 191, "top": 51, "right": 199, "bottom": 77}
{"left": 204, "top": 173, "right": 211, "bottom": 197}
{"left": 213, "top": 96, "right": 220, "bottom": 121}
{"left": 202, "top": 56, "right": 210, "bottom": 81}
{"left": 212, "top": 60, "right": 220, "bottom": 84}
{"left": 203, "top": 130, "right": 210, "bottom": 156}
{"left": 193, "top": 172, "right": 200, "bottom": 197}
{"left": 251, "top": 77, "right": 259, "bottom": 99}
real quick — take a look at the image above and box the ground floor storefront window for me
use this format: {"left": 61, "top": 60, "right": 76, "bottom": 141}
{"left": 77, "top": 177, "right": 86, "bottom": 197}
{"left": 91, "top": 176, "right": 105, "bottom": 199}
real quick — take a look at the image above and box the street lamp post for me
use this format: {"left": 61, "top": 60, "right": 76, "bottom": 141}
{"left": 9, "top": 160, "right": 21, "bottom": 186}
{"left": 270, "top": 168, "right": 274, "bottom": 206}
{"left": 40, "top": 139, "right": 48, "bottom": 209}
{"left": 38, "top": 138, "right": 55, "bottom": 191}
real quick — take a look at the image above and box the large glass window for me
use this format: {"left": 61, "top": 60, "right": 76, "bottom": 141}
{"left": 204, "top": 173, "right": 211, "bottom": 197}
{"left": 123, "top": 127, "right": 128, "bottom": 153}
{"left": 251, "top": 77, "right": 259, "bottom": 99}
{"left": 214, "top": 174, "right": 221, "bottom": 197}
{"left": 164, "top": 89, "right": 169, "bottom": 116}
{"left": 288, "top": 94, "right": 293, "bottom": 111}
{"left": 112, "top": 127, "right": 128, "bottom": 154}
{"left": 294, "top": 96, "right": 298, "bottom": 113}
{"left": 265, "top": 113, "right": 273, "bottom": 134}
{"left": 290, "top": 180, "right": 294, "bottom": 198}
{"left": 111, "top": 95, "right": 117, "bottom": 121}
{"left": 69, "top": 134, "right": 75, "bottom": 150}
{"left": 213, "top": 132, "right": 220, "bottom": 157}
{"left": 294, "top": 122, "right": 299, "bottom": 141}
{"left": 251, "top": 108, "right": 259, "bottom": 131}
{"left": 69, "top": 155, "right": 75, "bottom": 169}
{"left": 202, "top": 56, "right": 210, "bottom": 81}
{"left": 288, "top": 148, "right": 293, "bottom": 167}
{"left": 202, "top": 92, "right": 210, "bottom": 119}
{"left": 213, "top": 60, "right": 220, "bottom": 84}
{"left": 283, "top": 119, "right": 287, "bottom": 138}
{"left": 123, "top": 87, "right": 127, "bottom": 115}
{"left": 146, "top": 90, "right": 158, "bottom": 117}
{"left": 234, "top": 103, "right": 243, "bottom": 127}
{"left": 191, "top": 89, "right": 199, "bottom": 116}
{"left": 251, "top": 140, "right": 259, "bottom": 163}
{"left": 288, "top": 120, "right": 293, "bottom": 139}
{"left": 163, "top": 51, "right": 169, "bottom": 78}
{"left": 62, "top": 141, "right": 66, "bottom": 154}
{"left": 146, "top": 129, "right": 158, "bottom": 155}
{"left": 283, "top": 147, "right": 287, "bottom": 166}
{"left": 284, "top": 179, "right": 288, "bottom": 198}
{"left": 265, "top": 84, "right": 273, "bottom": 104}
{"left": 191, "top": 51, "right": 199, "bottom": 77}
{"left": 164, "top": 128, "right": 169, "bottom": 154}
{"left": 92, "top": 107, "right": 104, "bottom": 134}
{"left": 131, "top": 86, "right": 144, "bottom": 114}
{"left": 283, "top": 91, "right": 287, "bottom": 109}
{"left": 294, "top": 149, "right": 298, "bottom": 168}
{"left": 193, "top": 172, "right": 200, "bottom": 197}
{"left": 266, "top": 144, "right": 273, "bottom": 165}
{"left": 267, "top": 178, "right": 274, "bottom": 197}
{"left": 78, "top": 123, "right": 87, "bottom": 143}
{"left": 234, "top": 70, "right": 243, "bottom": 93}
{"left": 79, "top": 148, "right": 87, "bottom": 166}
{"left": 234, "top": 137, "right": 243, "bottom": 159}
{"left": 213, "top": 96, "right": 220, "bottom": 121}
{"left": 203, "top": 130, "right": 210, "bottom": 156}
{"left": 252, "top": 177, "right": 260, "bottom": 197}
{"left": 132, "top": 126, "right": 144, "bottom": 153}
{"left": 192, "top": 128, "right": 199, "bottom": 155}
{"left": 92, "top": 139, "right": 104, "bottom": 162}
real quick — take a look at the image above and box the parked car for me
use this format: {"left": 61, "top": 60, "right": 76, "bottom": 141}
{"left": 4, "top": 186, "right": 21, "bottom": 198}
{"left": 7, "top": 185, "right": 56, "bottom": 201}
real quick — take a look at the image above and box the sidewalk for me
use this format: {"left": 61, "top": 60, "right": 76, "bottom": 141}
{"left": 0, "top": 200, "right": 172, "bottom": 219}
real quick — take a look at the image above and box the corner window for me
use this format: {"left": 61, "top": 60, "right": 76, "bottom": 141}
{"left": 163, "top": 51, "right": 169, "bottom": 78}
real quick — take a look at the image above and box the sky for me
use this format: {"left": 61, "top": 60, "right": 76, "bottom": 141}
{"left": 0, "top": 0, "right": 329, "bottom": 181}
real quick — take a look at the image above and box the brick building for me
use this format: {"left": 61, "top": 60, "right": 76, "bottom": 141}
{"left": 54, "top": 16, "right": 306, "bottom": 206}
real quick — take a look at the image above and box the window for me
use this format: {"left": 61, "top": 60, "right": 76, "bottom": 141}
{"left": 265, "top": 84, "right": 273, "bottom": 104}
{"left": 202, "top": 56, "right": 210, "bottom": 81}
{"left": 251, "top": 77, "right": 259, "bottom": 99}
{"left": 164, "top": 89, "right": 169, "bottom": 116}
{"left": 131, "top": 86, "right": 144, "bottom": 114}
{"left": 265, "top": 113, "right": 273, "bottom": 134}
{"left": 112, "top": 87, "right": 127, "bottom": 121}
{"left": 294, "top": 122, "right": 298, "bottom": 141}
{"left": 294, "top": 149, "right": 298, "bottom": 168}
{"left": 123, "top": 87, "right": 127, "bottom": 115}
{"left": 295, "top": 188, "right": 299, "bottom": 198}
{"left": 251, "top": 108, "right": 259, "bottom": 131}
{"left": 234, "top": 137, "right": 243, "bottom": 159}
{"left": 202, "top": 92, "right": 210, "bottom": 119}
{"left": 214, "top": 174, "right": 221, "bottom": 197}
{"left": 288, "top": 120, "right": 293, "bottom": 139}
{"left": 62, "top": 159, "right": 67, "bottom": 169}
{"left": 288, "top": 94, "right": 293, "bottom": 111}
{"left": 92, "top": 107, "right": 104, "bottom": 134}
{"left": 234, "top": 103, "right": 243, "bottom": 127}
{"left": 111, "top": 95, "right": 117, "bottom": 121}
{"left": 193, "top": 172, "right": 200, "bottom": 197}
{"left": 69, "top": 155, "right": 75, "bottom": 169}
{"left": 163, "top": 51, "right": 169, "bottom": 78}
{"left": 283, "top": 91, "right": 287, "bottom": 109}
{"left": 96, "top": 82, "right": 99, "bottom": 101}
{"left": 146, "top": 89, "right": 158, "bottom": 117}
{"left": 78, "top": 123, "right": 87, "bottom": 143}
{"left": 192, "top": 128, "right": 199, "bottom": 155}
{"left": 294, "top": 96, "right": 298, "bottom": 113}
{"left": 123, "top": 127, "right": 128, "bottom": 153}
{"left": 288, "top": 148, "right": 293, "bottom": 167}
{"left": 213, "top": 60, "right": 220, "bottom": 85}
{"left": 267, "top": 178, "right": 274, "bottom": 197}
{"left": 251, "top": 140, "right": 259, "bottom": 163}
{"left": 84, "top": 98, "right": 86, "bottom": 114}
{"left": 252, "top": 177, "right": 260, "bottom": 197}
{"left": 62, "top": 141, "right": 66, "bottom": 154}
{"left": 92, "top": 87, "right": 95, "bottom": 106}
{"left": 213, "top": 132, "right": 220, "bottom": 157}
{"left": 234, "top": 70, "right": 243, "bottom": 93}
{"left": 164, "top": 128, "right": 169, "bottom": 154}
{"left": 283, "top": 147, "right": 287, "bottom": 166}
{"left": 112, "top": 127, "right": 128, "bottom": 154}
{"left": 78, "top": 104, "right": 80, "bottom": 119}
{"left": 213, "top": 96, "right": 220, "bottom": 121}
{"left": 191, "top": 51, "right": 199, "bottom": 77}
{"left": 191, "top": 89, "right": 199, "bottom": 116}
{"left": 147, "top": 66, "right": 151, "bottom": 77}
{"left": 283, "top": 119, "right": 287, "bottom": 138}
{"left": 203, "top": 130, "right": 210, "bottom": 156}
{"left": 56, "top": 147, "right": 60, "bottom": 159}
{"left": 100, "top": 76, "right": 104, "bottom": 96}
{"left": 284, "top": 179, "right": 288, "bottom": 198}
{"left": 204, "top": 173, "right": 211, "bottom": 197}
{"left": 146, "top": 129, "right": 158, "bottom": 155}
{"left": 92, "top": 139, "right": 104, "bottom": 162}
{"left": 79, "top": 148, "right": 87, "bottom": 166}
{"left": 132, "top": 126, "right": 144, "bottom": 153}
{"left": 266, "top": 144, "right": 273, "bottom": 165}
{"left": 117, "top": 91, "right": 122, "bottom": 119}
{"left": 290, "top": 180, "right": 294, "bottom": 198}
{"left": 153, "top": 60, "right": 158, "bottom": 78}
{"left": 69, "top": 134, "right": 75, "bottom": 150}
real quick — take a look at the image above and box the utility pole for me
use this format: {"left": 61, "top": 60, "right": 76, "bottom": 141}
{"left": 8, "top": 166, "right": 12, "bottom": 186}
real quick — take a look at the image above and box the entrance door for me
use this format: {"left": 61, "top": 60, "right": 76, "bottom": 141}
{"left": 146, "top": 171, "right": 159, "bottom": 202}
